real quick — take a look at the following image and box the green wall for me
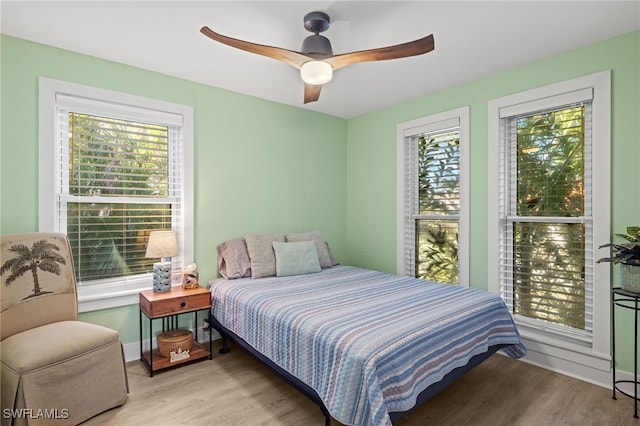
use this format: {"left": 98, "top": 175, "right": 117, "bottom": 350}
{"left": 0, "top": 35, "right": 347, "bottom": 343}
{"left": 346, "top": 31, "right": 640, "bottom": 277}
{"left": 345, "top": 30, "right": 640, "bottom": 371}
{"left": 2, "top": 31, "right": 639, "bottom": 372}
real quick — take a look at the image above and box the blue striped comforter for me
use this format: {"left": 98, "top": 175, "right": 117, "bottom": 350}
{"left": 210, "top": 266, "right": 526, "bottom": 426}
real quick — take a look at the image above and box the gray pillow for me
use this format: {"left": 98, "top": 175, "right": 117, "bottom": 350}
{"left": 217, "top": 239, "right": 251, "bottom": 279}
{"left": 245, "top": 233, "right": 285, "bottom": 278}
{"left": 285, "top": 231, "right": 337, "bottom": 268}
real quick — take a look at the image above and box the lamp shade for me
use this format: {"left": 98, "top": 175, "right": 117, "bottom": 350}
{"left": 145, "top": 231, "right": 178, "bottom": 259}
{"left": 300, "top": 61, "right": 333, "bottom": 85}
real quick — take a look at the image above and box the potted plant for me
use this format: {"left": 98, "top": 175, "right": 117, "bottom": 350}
{"left": 597, "top": 226, "right": 640, "bottom": 293}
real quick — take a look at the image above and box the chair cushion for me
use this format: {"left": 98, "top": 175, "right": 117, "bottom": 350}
{"left": 1, "top": 320, "right": 121, "bottom": 373}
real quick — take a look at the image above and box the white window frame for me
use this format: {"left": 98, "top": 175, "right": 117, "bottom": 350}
{"left": 396, "top": 106, "right": 470, "bottom": 286}
{"left": 39, "top": 77, "right": 194, "bottom": 312}
{"left": 488, "top": 71, "right": 611, "bottom": 383}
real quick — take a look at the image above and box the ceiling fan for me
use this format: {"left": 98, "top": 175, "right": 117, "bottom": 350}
{"left": 200, "top": 11, "right": 435, "bottom": 104}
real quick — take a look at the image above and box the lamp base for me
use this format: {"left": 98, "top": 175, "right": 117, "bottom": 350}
{"left": 152, "top": 261, "right": 172, "bottom": 293}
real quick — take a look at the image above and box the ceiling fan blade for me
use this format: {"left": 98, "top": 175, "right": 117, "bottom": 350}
{"left": 326, "top": 34, "right": 434, "bottom": 71}
{"left": 304, "top": 83, "right": 323, "bottom": 104}
{"left": 200, "top": 26, "right": 311, "bottom": 69}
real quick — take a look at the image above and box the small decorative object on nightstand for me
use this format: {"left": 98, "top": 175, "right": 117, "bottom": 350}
{"left": 139, "top": 286, "right": 212, "bottom": 376}
{"left": 182, "top": 263, "right": 199, "bottom": 289}
{"left": 145, "top": 230, "right": 179, "bottom": 293}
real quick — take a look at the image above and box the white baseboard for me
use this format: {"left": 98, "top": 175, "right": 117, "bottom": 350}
{"left": 507, "top": 335, "right": 636, "bottom": 391}
{"left": 516, "top": 353, "right": 636, "bottom": 392}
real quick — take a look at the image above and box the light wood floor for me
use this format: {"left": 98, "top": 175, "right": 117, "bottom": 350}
{"left": 84, "top": 340, "right": 638, "bottom": 426}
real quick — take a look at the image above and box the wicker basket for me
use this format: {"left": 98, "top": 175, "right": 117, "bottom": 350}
{"left": 157, "top": 329, "right": 193, "bottom": 357}
{"left": 621, "top": 264, "right": 640, "bottom": 294}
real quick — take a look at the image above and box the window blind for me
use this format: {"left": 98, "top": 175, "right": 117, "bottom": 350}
{"left": 56, "top": 94, "right": 183, "bottom": 126}
{"left": 55, "top": 104, "right": 184, "bottom": 284}
{"left": 418, "top": 128, "right": 460, "bottom": 216}
{"left": 499, "top": 100, "right": 593, "bottom": 341}
{"left": 403, "top": 133, "right": 419, "bottom": 277}
{"left": 404, "top": 120, "right": 460, "bottom": 282}
{"left": 499, "top": 87, "right": 593, "bottom": 119}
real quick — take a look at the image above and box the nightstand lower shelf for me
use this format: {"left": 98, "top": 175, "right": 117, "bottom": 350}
{"left": 141, "top": 340, "right": 210, "bottom": 372}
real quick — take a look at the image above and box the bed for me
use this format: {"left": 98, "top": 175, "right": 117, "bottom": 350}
{"left": 209, "top": 250, "right": 527, "bottom": 426}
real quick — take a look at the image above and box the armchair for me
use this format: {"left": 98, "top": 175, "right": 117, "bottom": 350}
{"left": 1, "top": 233, "right": 128, "bottom": 425}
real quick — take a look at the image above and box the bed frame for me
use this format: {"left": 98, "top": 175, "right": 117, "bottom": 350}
{"left": 208, "top": 313, "right": 507, "bottom": 425}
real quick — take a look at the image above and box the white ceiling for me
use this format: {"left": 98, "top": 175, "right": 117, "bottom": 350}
{"left": 2, "top": 1, "right": 639, "bottom": 119}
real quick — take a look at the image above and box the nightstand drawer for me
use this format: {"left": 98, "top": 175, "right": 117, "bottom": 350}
{"left": 140, "top": 287, "right": 211, "bottom": 318}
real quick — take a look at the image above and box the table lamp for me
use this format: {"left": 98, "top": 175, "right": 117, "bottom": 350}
{"left": 145, "top": 230, "right": 179, "bottom": 292}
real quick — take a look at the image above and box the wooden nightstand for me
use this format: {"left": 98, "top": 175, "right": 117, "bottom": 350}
{"left": 139, "top": 286, "right": 212, "bottom": 376}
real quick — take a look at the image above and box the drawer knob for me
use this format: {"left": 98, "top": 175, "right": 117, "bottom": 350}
{"left": 180, "top": 302, "right": 186, "bottom": 308}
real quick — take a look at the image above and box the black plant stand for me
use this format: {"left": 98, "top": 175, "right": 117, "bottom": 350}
{"left": 611, "top": 287, "right": 639, "bottom": 419}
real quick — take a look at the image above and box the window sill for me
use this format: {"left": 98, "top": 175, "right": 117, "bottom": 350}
{"left": 77, "top": 272, "right": 190, "bottom": 312}
{"left": 77, "top": 281, "right": 148, "bottom": 312}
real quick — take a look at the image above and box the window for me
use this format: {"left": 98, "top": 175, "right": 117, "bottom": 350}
{"left": 488, "top": 71, "right": 611, "bottom": 377}
{"left": 39, "top": 77, "right": 194, "bottom": 311}
{"left": 504, "top": 103, "right": 591, "bottom": 333}
{"left": 397, "top": 107, "right": 469, "bottom": 286}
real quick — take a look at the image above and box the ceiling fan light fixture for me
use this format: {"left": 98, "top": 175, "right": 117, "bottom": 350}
{"left": 201, "top": 10, "right": 435, "bottom": 104}
{"left": 300, "top": 60, "right": 333, "bottom": 85}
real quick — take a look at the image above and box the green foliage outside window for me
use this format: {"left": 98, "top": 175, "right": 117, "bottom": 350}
{"left": 512, "top": 106, "right": 587, "bottom": 329}
{"left": 416, "top": 131, "right": 460, "bottom": 284}
{"left": 67, "top": 113, "right": 172, "bottom": 283}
